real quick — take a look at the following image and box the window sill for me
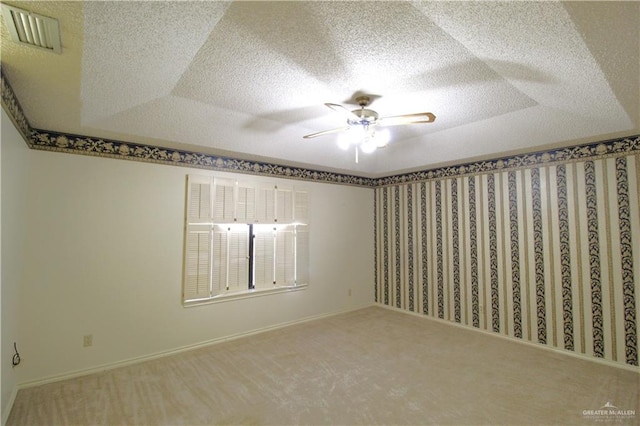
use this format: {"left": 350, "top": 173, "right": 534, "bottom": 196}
{"left": 183, "top": 283, "right": 308, "bottom": 307}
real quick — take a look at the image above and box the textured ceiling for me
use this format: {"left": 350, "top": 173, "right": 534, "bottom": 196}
{"left": 1, "top": 1, "right": 638, "bottom": 178}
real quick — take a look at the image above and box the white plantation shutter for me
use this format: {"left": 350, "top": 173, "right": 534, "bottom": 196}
{"left": 187, "top": 175, "right": 213, "bottom": 223}
{"left": 213, "top": 178, "right": 236, "bottom": 222}
{"left": 276, "top": 186, "right": 294, "bottom": 223}
{"left": 275, "top": 226, "right": 296, "bottom": 285}
{"left": 294, "top": 190, "right": 309, "bottom": 224}
{"left": 211, "top": 225, "right": 228, "bottom": 296}
{"left": 227, "top": 226, "right": 249, "bottom": 291}
{"left": 183, "top": 225, "right": 212, "bottom": 300}
{"left": 184, "top": 175, "right": 214, "bottom": 302}
{"left": 253, "top": 226, "right": 275, "bottom": 288}
{"left": 255, "top": 186, "right": 276, "bottom": 223}
{"left": 295, "top": 225, "right": 309, "bottom": 284}
{"left": 236, "top": 183, "right": 256, "bottom": 223}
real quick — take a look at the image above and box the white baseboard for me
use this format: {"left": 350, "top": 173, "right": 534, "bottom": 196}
{"left": 2, "top": 386, "right": 18, "bottom": 426}
{"left": 16, "top": 303, "right": 375, "bottom": 391}
{"left": 377, "top": 303, "right": 640, "bottom": 374}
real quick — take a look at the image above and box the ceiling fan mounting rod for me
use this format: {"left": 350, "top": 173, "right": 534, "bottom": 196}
{"left": 355, "top": 95, "right": 371, "bottom": 107}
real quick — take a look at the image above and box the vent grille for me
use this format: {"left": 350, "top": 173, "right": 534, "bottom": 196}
{"left": 1, "top": 4, "right": 61, "bottom": 53}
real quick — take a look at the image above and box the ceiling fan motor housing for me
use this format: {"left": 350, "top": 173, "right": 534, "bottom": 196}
{"left": 348, "top": 108, "right": 378, "bottom": 125}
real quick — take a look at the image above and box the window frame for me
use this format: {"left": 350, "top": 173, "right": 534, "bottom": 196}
{"left": 182, "top": 174, "right": 309, "bottom": 306}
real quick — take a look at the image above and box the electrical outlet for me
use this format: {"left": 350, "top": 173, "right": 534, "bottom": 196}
{"left": 83, "top": 334, "right": 93, "bottom": 347}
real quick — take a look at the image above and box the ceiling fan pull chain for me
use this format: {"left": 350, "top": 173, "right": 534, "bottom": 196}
{"left": 355, "top": 145, "right": 359, "bottom": 164}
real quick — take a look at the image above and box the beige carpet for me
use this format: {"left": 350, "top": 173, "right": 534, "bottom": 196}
{"left": 6, "top": 306, "right": 639, "bottom": 425}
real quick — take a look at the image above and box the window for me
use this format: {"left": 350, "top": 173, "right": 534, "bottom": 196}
{"left": 182, "top": 175, "right": 309, "bottom": 304}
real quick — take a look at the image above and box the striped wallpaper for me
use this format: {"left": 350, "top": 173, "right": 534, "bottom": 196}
{"left": 375, "top": 154, "right": 640, "bottom": 367}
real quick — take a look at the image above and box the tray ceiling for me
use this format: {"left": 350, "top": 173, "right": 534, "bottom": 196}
{"left": 1, "top": 1, "right": 638, "bottom": 178}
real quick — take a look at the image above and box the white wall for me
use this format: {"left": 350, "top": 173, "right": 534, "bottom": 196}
{"left": 1, "top": 110, "right": 30, "bottom": 421}
{"left": 9, "top": 131, "right": 374, "bottom": 386}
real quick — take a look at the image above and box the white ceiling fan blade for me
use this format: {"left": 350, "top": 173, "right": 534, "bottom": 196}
{"left": 325, "top": 103, "right": 362, "bottom": 122}
{"left": 303, "top": 126, "right": 351, "bottom": 139}
{"left": 378, "top": 112, "right": 436, "bottom": 127}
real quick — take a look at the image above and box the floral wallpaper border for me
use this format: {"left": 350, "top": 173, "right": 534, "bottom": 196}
{"left": 29, "top": 128, "right": 376, "bottom": 187}
{"left": 377, "top": 136, "right": 640, "bottom": 187}
{"left": 1, "top": 68, "right": 32, "bottom": 144}
{"left": 2, "top": 69, "right": 639, "bottom": 187}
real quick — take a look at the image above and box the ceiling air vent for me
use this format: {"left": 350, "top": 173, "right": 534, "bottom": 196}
{"left": 1, "top": 4, "right": 61, "bottom": 53}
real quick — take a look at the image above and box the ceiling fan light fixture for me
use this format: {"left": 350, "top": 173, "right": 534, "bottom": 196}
{"left": 360, "top": 138, "right": 378, "bottom": 154}
{"left": 360, "top": 141, "right": 378, "bottom": 154}
{"left": 337, "top": 126, "right": 365, "bottom": 149}
{"left": 337, "top": 132, "right": 352, "bottom": 150}
{"left": 374, "top": 128, "right": 390, "bottom": 148}
{"left": 338, "top": 125, "right": 387, "bottom": 154}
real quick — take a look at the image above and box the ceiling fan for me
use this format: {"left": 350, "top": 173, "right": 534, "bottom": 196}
{"left": 303, "top": 95, "right": 436, "bottom": 162}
